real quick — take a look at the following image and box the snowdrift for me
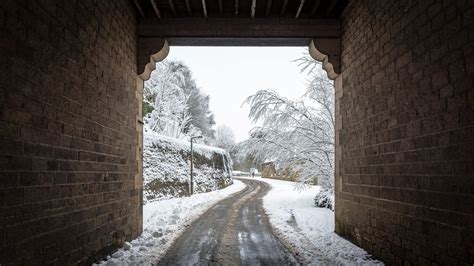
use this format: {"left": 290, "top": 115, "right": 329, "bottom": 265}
{"left": 143, "top": 131, "right": 233, "bottom": 203}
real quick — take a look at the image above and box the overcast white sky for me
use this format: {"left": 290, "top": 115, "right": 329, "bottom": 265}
{"left": 168, "top": 46, "right": 310, "bottom": 142}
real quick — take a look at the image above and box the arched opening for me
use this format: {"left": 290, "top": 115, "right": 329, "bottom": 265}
{"left": 123, "top": 39, "right": 357, "bottom": 265}
{"left": 135, "top": 38, "right": 342, "bottom": 207}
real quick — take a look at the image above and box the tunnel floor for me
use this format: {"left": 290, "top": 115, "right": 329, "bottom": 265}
{"left": 158, "top": 178, "right": 299, "bottom": 265}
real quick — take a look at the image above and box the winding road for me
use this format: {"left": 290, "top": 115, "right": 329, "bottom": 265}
{"left": 159, "top": 178, "right": 298, "bottom": 265}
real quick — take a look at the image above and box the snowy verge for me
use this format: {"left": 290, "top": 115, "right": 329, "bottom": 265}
{"left": 144, "top": 130, "right": 227, "bottom": 159}
{"left": 95, "top": 180, "right": 246, "bottom": 265}
{"left": 240, "top": 176, "right": 383, "bottom": 265}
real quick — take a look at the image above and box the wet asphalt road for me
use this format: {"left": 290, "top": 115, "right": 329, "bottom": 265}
{"left": 159, "top": 178, "right": 298, "bottom": 265}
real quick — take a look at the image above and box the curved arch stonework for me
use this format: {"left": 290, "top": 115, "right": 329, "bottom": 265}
{"left": 138, "top": 38, "right": 170, "bottom": 81}
{"left": 308, "top": 39, "right": 341, "bottom": 80}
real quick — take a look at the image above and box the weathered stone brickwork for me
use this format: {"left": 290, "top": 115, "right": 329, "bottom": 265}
{"left": 0, "top": 0, "right": 141, "bottom": 264}
{"left": 336, "top": 0, "right": 473, "bottom": 264}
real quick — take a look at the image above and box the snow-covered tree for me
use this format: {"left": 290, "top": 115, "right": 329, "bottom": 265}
{"left": 214, "top": 125, "right": 236, "bottom": 152}
{"left": 143, "top": 61, "right": 189, "bottom": 139}
{"left": 186, "top": 91, "right": 216, "bottom": 142}
{"left": 165, "top": 61, "right": 216, "bottom": 141}
{"left": 238, "top": 59, "right": 335, "bottom": 209}
{"left": 143, "top": 60, "right": 215, "bottom": 142}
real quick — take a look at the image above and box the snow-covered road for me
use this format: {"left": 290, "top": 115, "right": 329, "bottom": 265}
{"left": 97, "top": 177, "right": 382, "bottom": 265}
{"left": 95, "top": 180, "right": 246, "bottom": 265}
{"left": 159, "top": 178, "right": 297, "bottom": 265}
{"left": 241, "top": 176, "right": 383, "bottom": 265}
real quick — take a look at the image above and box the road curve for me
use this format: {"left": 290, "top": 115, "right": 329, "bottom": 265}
{"left": 158, "top": 178, "right": 298, "bottom": 265}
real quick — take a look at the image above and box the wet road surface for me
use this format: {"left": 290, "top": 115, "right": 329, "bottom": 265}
{"left": 159, "top": 178, "right": 298, "bottom": 265}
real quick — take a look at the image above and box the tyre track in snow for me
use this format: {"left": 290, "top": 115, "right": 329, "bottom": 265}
{"left": 158, "top": 178, "right": 298, "bottom": 265}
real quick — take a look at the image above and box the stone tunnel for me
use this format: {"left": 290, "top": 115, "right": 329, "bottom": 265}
{"left": 0, "top": 0, "right": 472, "bottom": 264}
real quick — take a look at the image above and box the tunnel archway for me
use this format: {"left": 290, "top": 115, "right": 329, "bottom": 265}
{"left": 2, "top": 0, "right": 471, "bottom": 264}
{"left": 135, "top": 38, "right": 342, "bottom": 233}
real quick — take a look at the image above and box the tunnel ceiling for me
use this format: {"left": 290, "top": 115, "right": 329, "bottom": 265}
{"left": 133, "top": 0, "right": 349, "bottom": 46}
{"left": 133, "top": 0, "right": 349, "bottom": 19}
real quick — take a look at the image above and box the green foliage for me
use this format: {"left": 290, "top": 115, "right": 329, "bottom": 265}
{"left": 143, "top": 101, "right": 155, "bottom": 117}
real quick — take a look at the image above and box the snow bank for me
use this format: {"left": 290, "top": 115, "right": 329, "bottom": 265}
{"left": 241, "top": 177, "right": 382, "bottom": 265}
{"left": 95, "top": 180, "right": 246, "bottom": 265}
{"left": 143, "top": 131, "right": 233, "bottom": 202}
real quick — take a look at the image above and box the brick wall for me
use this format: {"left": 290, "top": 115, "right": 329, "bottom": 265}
{"left": 336, "top": 0, "right": 473, "bottom": 264}
{"left": 0, "top": 0, "right": 141, "bottom": 264}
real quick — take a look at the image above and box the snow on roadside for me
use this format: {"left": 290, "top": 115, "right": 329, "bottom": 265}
{"left": 95, "top": 180, "right": 246, "bottom": 265}
{"left": 144, "top": 130, "right": 227, "bottom": 160}
{"left": 240, "top": 176, "right": 383, "bottom": 265}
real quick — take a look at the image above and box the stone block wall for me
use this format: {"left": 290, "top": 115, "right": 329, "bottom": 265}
{"left": 0, "top": 0, "right": 141, "bottom": 264}
{"left": 336, "top": 0, "right": 473, "bottom": 264}
{"left": 143, "top": 133, "right": 233, "bottom": 202}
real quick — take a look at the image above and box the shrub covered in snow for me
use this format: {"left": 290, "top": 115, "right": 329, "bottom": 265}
{"left": 314, "top": 188, "right": 334, "bottom": 210}
{"left": 144, "top": 131, "right": 233, "bottom": 203}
